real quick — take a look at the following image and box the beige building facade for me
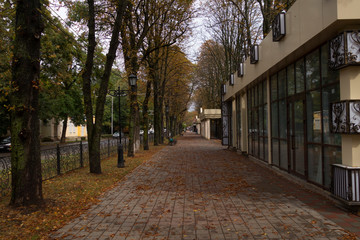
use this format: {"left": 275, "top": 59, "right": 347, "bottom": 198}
{"left": 222, "top": 0, "right": 360, "bottom": 207}
{"left": 199, "top": 109, "right": 221, "bottom": 140}
{"left": 40, "top": 119, "right": 87, "bottom": 141}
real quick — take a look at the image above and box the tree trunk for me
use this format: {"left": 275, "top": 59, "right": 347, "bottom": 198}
{"left": 142, "top": 80, "right": 151, "bottom": 150}
{"left": 82, "top": 0, "right": 128, "bottom": 173}
{"left": 60, "top": 116, "right": 68, "bottom": 143}
{"left": 153, "top": 77, "right": 161, "bottom": 146}
{"left": 10, "top": 0, "right": 43, "bottom": 206}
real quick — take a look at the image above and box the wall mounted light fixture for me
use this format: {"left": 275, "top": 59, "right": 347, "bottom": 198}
{"left": 272, "top": 11, "right": 286, "bottom": 41}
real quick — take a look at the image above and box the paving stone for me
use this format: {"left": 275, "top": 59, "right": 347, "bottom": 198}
{"left": 51, "top": 133, "right": 360, "bottom": 240}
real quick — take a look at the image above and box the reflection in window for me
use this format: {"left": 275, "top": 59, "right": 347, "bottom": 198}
{"left": 287, "top": 64, "right": 295, "bottom": 96}
{"left": 321, "top": 44, "right": 339, "bottom": 86}
{"left": 296, "top": 59, "right": 305, "bottom": 93}
{"left": 308, "top": 144, "right": 322, "bottom": 184}
{"left": 306, "top": 49, "right": 320, "bottom": 90}
{"left": 322, "top": 85, "right": 341, "bottom": 145}
{"left": 307, "top": 90, "right": 322, "bottom": 143}
{"left": 278, "top": 69, "right": 286, "bottom": 99}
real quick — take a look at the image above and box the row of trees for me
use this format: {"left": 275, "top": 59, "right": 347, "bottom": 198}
{"left": 193, "top": 0, "right": 296, "bottom": 110}
{"left": 4, "top": 0, "right": 195, "bottom": 206}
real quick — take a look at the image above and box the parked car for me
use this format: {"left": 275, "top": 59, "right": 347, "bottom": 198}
{"left": 112, "top": 132, "right": 124, "bottom": 138}
{"left": 0, "top": 137, "right": 11, "bottom": 152}
{"left": 148, "top": 128, "right": 154, "bottom": 134}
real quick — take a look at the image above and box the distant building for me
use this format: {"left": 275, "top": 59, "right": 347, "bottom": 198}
{"left": 40, "top": 118, "right": 87, "bottom": 141}
{"left": 199, "top": 108, "right": 221, "bottom": 140}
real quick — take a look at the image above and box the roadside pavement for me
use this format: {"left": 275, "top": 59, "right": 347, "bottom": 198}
{"left": 52, "top": 132, "right": 360, "bottom": 239}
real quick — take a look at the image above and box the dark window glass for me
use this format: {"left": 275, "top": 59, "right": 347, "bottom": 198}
{"left": 264, "top": 103, "right": 268, "bottom": 135}
{"left": 322, "top": 84, "right": 341, "bottom": 145}
{"left": 287, "top": 64, "right": 295, "bottom": 96}
{"left": 278, "top": 69, "right": 287, "bottom": 99}
{"left": 279, "top": 100, "right": 287, "bottom": 138}
{"left": 307, "top": 90, "right": 322, "bottom": 143}
{"left": 296, "top": 59, "right": 305, "bottom": 93}
{"left": 324, "top": 146, "right": 341, "bottom": 188}
{"left": 280, "top": 140, "right": 288, "bottom": 170}
{"left": 308, "top": 144, "right": 322, "bottom": 184}
{"left": 306, "top": 49, "right": 321, "bottom": 90}
{"left": 264, "top": 80, "right": 267, "bottom": 103}
{"left": 272, "top": 139, "right": 279, "bottom": 167}
{"left": 321, "top": 44, "right": 340, "bottom": 85}
{"left": 255, "top": 85, "right": 258, "bottom": 106}
{"left": 271, "top": 102, "right": 278, "bottom": 138}
{"left": 271, "top": 74, "right": 278, "bottom": 101}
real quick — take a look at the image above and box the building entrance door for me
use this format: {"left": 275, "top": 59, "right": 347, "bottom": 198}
{"left": 288, "top": 96, "right": 306, "bottom": 177}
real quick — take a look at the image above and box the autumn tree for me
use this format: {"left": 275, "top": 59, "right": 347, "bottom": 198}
{"left": 141, "top": 0, "right": 194, "bottom": 146}
{"left": 193, "top": 40, "right": 224, "bottom": 110}
{"left": 39, "top": 13, "right": 85, "bottom": 143}
{"left": 79, "top": 0, "right": 128, "bottom": 173}
{"left": 255, "top": 0, "right": 296, "bottom": 37}
{"left": 0, "top": 0, "right": 13, "bottom": 137}
{"left": 163, "top": 46, "right": 194, "bottom": 136}
{"left": 195, "top": 0, "right": 262, "bottom": 111}
{"left": 9, "top": 0, "right": 44, "bottom": 205}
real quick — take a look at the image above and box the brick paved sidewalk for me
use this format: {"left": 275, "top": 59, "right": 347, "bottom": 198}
{"left": 52, "top": 133, "right": 360, "bottom": 240}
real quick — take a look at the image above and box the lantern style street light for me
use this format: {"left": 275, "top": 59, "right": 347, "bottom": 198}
{"left": 108, "top": 74, "right": 137, "bottom": 168}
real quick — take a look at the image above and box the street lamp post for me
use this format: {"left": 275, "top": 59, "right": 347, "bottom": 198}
{"left": 108, "top": 74, "right": 137, "bottom": 168}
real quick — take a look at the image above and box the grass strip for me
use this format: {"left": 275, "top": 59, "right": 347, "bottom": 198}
{"left": 0, "top": 145, "right": 164, "bottom": 240}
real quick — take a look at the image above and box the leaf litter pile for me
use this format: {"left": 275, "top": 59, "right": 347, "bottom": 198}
{"left": 0, "top": 145, "right": 164, "bottom": 240}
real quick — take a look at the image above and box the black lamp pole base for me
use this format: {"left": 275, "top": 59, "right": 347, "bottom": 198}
{"left": 117, "top": 144, "right": 125, "bottom": 168}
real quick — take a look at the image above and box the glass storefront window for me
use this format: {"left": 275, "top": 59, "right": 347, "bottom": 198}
{"left": 264, "top": 43, "right": 341, "bottom": 188}
{"left": 306, "top": 49, "right": 321, "bottom": 90}
{"left": 324, "top": 146, "right": 341, "bottom": 188}
{"left": 322, "top": 84, "right": 341, "bottom": 146}
{"left": 287, "top": 64, "right": 295, "bottom": 96}
{"left": 280, "top": 140, "right": 288, "bottom": 170}
{"left": 296, "top": 59, "right": 305, "bottom": 93}
{"left": 271, "top": 74, "right": 277, "bottom": 101}
{"left": 278, "top": 69, "right": 287, "bottom": 99}
{"left": 321, "top": 44, "right": 340, "bottom": 86}
{"left": 279, "top": 100, "right": 287, "bottom": 138}
{"left": 308, "top": 144, "right": 323, "bottom": 184}
{"left": 307, "top": 90, "right": 322, "bottom": 143}
{"left": 272, "top": 139, "right": 280, "bottom": 167}
{"left": 271, "top": 102, "right": 278, "bottom": 138}
{"left": 248, "top": 80, "right": 268, "bottom": 161}
{"left": 263, "top": 81, "right": 267, "bottom": 103}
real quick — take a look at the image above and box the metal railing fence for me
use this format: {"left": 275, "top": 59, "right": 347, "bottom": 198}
{"left": 0, "top": 138, "right": 118, "bottom": 197}
{"left": 0, "top": 134, "right": 155, "bottom": 198}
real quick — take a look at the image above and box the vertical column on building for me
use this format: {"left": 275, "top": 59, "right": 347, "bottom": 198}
{"left": 232, "top": 99, "right": 237, "bottom": 148}
{"left": 340, "top": 67, "right": 360, "bottom": 167}
{"left": 206, "top": 119, "right": 210, "bottom": 140}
